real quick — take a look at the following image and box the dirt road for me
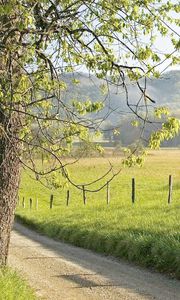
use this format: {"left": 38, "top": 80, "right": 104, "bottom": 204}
{"left": 9, "top": 223, "right": 179, "bottom": 300}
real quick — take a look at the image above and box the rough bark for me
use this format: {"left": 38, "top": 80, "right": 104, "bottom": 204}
{"left": 0, "top": 0, "right": 23, "bottom": 265}
{"left": 0, "top": 110, "right": 20, "bottom": 265}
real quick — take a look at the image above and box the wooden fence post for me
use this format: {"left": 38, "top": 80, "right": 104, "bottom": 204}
{"left": 22, "top": 197, "right": 25, "bottom": 208}
{"left": 36, "top": 198, "right": 38, "bottom": 210}
{"left": 106, "top": 182, "right": 110, "bottom": 205}
{"left": 50, "top": 194, "right": 53, "bottom": 209}
{"left": 132, "top": 178, "right": 135, "bottom": 204}
{"left": 29, "top": 198, "right": 32, "bottom": 209}
{"left": 168, "top": 175, "right": 173, "bottom": 204}
{"left": 82, "top": 185, "right": 86, "bottom": 205}
{"left": 66, "top": 190, "right": 70, "bottom": 206}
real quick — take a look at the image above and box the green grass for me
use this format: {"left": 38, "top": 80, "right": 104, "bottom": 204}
{"left": 0, "top": 268, "right": 36, "bottom": 300}
{"left": 16, "top": 150, "right": 180, "bottom": 279}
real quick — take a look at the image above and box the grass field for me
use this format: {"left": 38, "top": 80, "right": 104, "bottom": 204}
{"left": 16, "top": 149, "right": 180, "bottom": 279}
{"left": 0, "top": 268, "right": 36, "bottom": 300}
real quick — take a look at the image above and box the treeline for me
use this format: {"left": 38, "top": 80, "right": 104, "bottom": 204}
{"left": 102, "top": 115, "right": 180, "bottom": 148}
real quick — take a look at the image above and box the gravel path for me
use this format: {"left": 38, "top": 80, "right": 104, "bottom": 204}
{"left": 9, "top": 223, "right": 180, "bottom": 300}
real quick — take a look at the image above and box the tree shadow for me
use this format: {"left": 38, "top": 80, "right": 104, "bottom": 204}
{"left": 54, "top": 273, "right": 119, "bottom": 288}
{"left": 12, "top": 222, "right": 180, "bottom": 300}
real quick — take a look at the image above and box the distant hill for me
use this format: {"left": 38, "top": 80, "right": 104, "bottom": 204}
{"left": 61, "top": 70, "right": 180, "bottom": 120}
{"left": 60, "top": 70, "right": 180, "bottom": 147}
{"left": 146, "top": 70, "right": 180, "bottom": 110}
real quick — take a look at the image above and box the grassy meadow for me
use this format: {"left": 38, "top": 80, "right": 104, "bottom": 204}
{"left": 16, "top": 149, "right": 180, "bottom": 278}
{"left": 0, "top": 268, "right": 36, "bottom": 300}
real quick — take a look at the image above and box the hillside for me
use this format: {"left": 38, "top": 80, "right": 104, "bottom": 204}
{"left": 61, "top": 70, "right": 180, "bottom": 114}
{"left": 60, "top": 70, "right": 180, "bottom": 147}
{"left": 147, "top": 70, "right": 180, "bottom": 107}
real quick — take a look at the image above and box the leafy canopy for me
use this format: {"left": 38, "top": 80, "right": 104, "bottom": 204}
{"left": 0, "top": 0, "right": 179, "bottom": 189}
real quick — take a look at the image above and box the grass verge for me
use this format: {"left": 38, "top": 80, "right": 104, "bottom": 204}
{"left": 0, "top": 267, "right": 36, "bottom": 300}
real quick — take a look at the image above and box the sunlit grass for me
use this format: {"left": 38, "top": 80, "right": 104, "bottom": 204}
{"left": 16, "top": 149, "right": 180, "bottom": 278}
{"left": 0, "top": 268, "right": 36, "bottom": 300}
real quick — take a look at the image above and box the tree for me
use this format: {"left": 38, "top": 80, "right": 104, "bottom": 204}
{"left": 0, "top": 0, "right": 179, "bottom": 265}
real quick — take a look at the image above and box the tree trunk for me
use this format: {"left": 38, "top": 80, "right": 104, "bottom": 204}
{"left": 0, "top": 110, "right": 20, "bottom": 265}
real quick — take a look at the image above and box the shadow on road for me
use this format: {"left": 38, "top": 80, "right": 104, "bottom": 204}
{"left": 12, "top": 222, "right": 180, "bottom": 300}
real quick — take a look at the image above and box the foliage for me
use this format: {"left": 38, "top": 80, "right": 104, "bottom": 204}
{"left": 16, "top": 150, "right": 180, "bottom": 278}
{"left": 150, "top": 117, "right": 180, "bottom": 149}
{"left": 0, "top": 0, "right": 180, "bottom": 187}
{"left": 123, "top": 140, "right": 146, "bottom": 167}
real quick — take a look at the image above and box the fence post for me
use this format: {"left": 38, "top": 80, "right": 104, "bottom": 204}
{"left": 29, "top": 198, "right": 32, "bottom": 209}
{"left": 82, "top": 185, "right": 86, "bottom": 205}
{"left": 168, "top": 175, "right": 173, "bottom": 204}
{"left": 36, "top": 198, "right": 38, "bottom": 210}
{"left": 50, "top": 194, "right": 53, "bottom": 209}
{"left": 106, "top": 182, "right": 110, "bottom": 205}
{"left": 66, "top": 190, "right": 70, "bottom": 206}
{"left": 22, "top": 197, "right": 25, "bottom": 208}
{"left": 132, "top": 178, "right": 135, "bottom": 204}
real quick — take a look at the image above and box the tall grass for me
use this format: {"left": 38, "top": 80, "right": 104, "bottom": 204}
{"left": 16, "top": 150, "right": 180, "bottom": 278}
{"left": 0, "top": 268, "right": 36, "bottom": 300}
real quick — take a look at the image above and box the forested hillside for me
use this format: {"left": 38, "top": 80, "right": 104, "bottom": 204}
{"left": 61, "top": 70, "right": 180, "bottom": 147}
{"left": 62, "top": 70, "right": 180, "bottom": 111}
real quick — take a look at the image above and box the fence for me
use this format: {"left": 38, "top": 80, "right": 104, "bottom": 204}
{"left": 17, "top": 174, "right": 175, "bottom": 209}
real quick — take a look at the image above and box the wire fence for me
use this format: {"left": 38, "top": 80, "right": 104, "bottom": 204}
{"left": 17, "top": 174, "right": 178, "bottom": 210}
